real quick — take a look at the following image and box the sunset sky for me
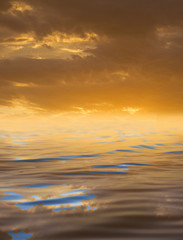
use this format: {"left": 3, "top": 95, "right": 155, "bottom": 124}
{"left": 0, "top": 0, "right": 183, "bottom": 115}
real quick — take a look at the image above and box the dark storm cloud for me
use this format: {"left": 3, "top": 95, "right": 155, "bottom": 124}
{"left": 0, "top": 0, "right": 183, "bottom": 113}
{"left": 1, "top": 0, "right": 183, "bottom": 36}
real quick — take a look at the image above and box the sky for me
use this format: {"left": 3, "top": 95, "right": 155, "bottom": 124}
{"left": 0, "top": 0, "right": 183, "bottom": 115}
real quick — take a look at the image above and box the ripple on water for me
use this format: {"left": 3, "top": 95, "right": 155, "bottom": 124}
{"left": 0, "top": 186, "right": 97, "bottom": 212}
{"left": 130, "top": 145, "right": 157, "bottom": 150}
{"left": 8, "top": 230, "right": 32, "bottom": 240}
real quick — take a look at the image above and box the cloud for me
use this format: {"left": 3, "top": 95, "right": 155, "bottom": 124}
{"left": 0, "top": 32, "right": 98, "bottom": 59}
{"left": 0, "top": 0, "right": 183, "bottom": 113}
{"left": 122, "top": 107, "right": 141, "bottom": 115}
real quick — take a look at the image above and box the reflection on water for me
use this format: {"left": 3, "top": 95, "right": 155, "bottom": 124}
{"left": 131, "top": 144, "right": 157, "bottom": 149}
{"left": 25, "top": 184, "right": 65, "bottom": 188}
{"left": 93, "top": 164, "right": 130, "bottom": 169}
{"left": 0, "top": 116, "right": 183, "bottom": 239}
{"left": 114, "top": 149, "right": 136, "bottom": 152}
{"left": 0, "top": 186, "right": 96, "bottom": 211}
{"left": 164, "top": 151, "right": 183, "bottom": 154}
{"left": 8, "top": 230, "right": 32, "bottom": 240}
{"left": 0, "top": 191, "right": 24, "bottom": 201}
{"left": 16, "top": 191, "right": 96, "bottom": 210}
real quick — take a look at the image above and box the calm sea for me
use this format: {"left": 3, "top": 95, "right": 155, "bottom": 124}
{"left": 0, "top": 116, "right": 183, "bottom": 239}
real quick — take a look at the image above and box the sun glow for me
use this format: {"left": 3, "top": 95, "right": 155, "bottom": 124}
{"left": 122, "top": 107, "right": 141, "bottom": 115}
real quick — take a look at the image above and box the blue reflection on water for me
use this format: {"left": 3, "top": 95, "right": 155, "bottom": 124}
{"left": 109, "top": 140, "right": 125, "bottom": 143}
{"left": 87, "top": 205, "right": 97, "bottom": 211}
{"left": 0, "top": 186, "right": 16, "bottom": 189}
{"left": 131, "top": 145, "right": 157, "bottom": 150}
{"left": 165, "top": 134, "right": 176, "bottom": 136}
{"left": 0, "top": 192, "right": 24, "bottom": 201}
{"left": 15, "top": 194, "right": 96, "bottom": 210}
{"left": 63, "top": 161, "right": 164, "bottom": 176}
{"left": 173, "top": 143, "right": 183, "bottom": 145}
{"left": 8, "top": 230, "right": 32, "bottom": 240}
{"left": 32, "top": 195, "right": 40, "bottom": 200}
{"left": 1, "top": 154, "right": 100, "bottom": 163}
{"left": 90, "top": 171, "right": 128, "bottom": 175}
{"left": 115, "top": 149, "right": 136, "bottom": 152}
{"left": 1, "top": 157, "right": 80, "bottom": 163}
{"left": 121, "top": 163, "right": 155, "bottom": 166}
{"left": 25, "top": 184, "right": 65, "bottom": 188}
{"left": 0, "top": 187, "right": 96, "bottom": 213}
{"left": 61, "top": 154, "right": 101, "bottom": 158}
{"left": 164, "top": 151, "right": 183, "bottom": 154}
{"left": 93, "top": 165, "right": 129, "bottom": 169}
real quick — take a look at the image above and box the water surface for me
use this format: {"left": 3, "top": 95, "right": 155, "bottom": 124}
{"left": 0, "top": 117, "right": 183, "bottom": 239}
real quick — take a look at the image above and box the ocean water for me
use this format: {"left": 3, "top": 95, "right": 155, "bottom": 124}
{"left": 0, "top": 116, "right": 183, "bottom": 240}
